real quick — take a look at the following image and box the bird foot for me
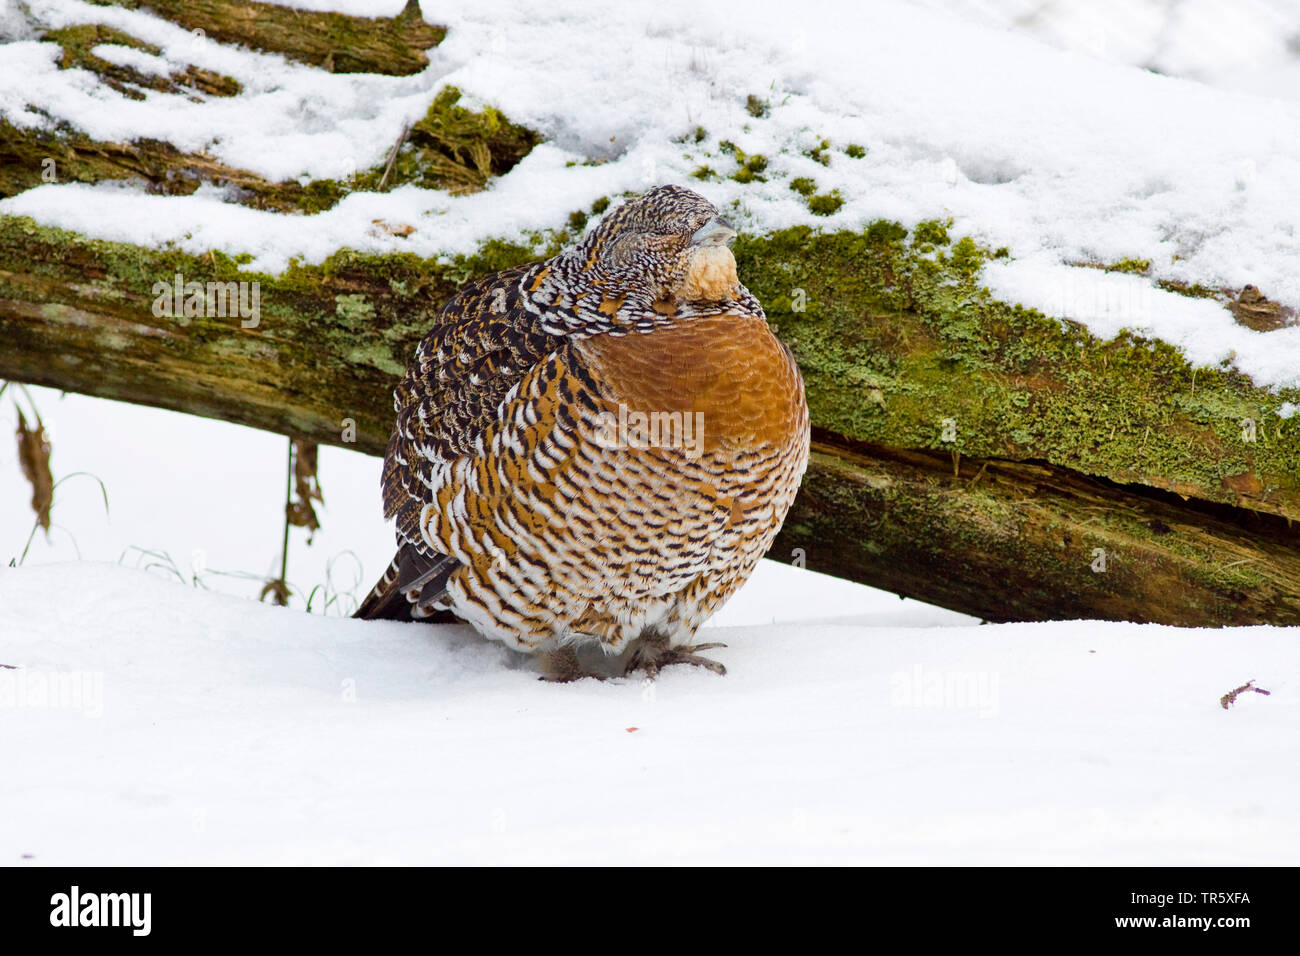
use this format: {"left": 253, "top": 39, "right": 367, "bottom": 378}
{"left": 538, "top": 644, "right": 599, "bottom": 683}
{"left": 624, "top": 634, "right": 727, "bottom": 679}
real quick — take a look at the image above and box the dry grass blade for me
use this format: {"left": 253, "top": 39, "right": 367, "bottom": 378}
{"left": 15, "top": 406, "right": 53, "bottom": 533}
{"left": 260, "top": 578, "right": 290, "bottom": 606}
{"left": 1220, "top": 679, "right": 1272, "bottom": 710}
{"left": 287, "top": 439, "right": 323, "bottom": 537}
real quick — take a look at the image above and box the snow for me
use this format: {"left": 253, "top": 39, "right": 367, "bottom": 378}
{"left": 1, "top": 560, "right": 1293, "bottom": 865}
{"left": 1, "top": 385, "right": 1293, "bottom": 866}
{"left": 1, "top": 385, "right": 392, "bottom": 611}
{"left": 5, "top": 386, "right": 1289, "bottom": 865}
{"left": 88, "top": 43, "right": 170, "bottom": 78}
{"left": 2, "top": 0, "right": 1300, "bottom": 387}
{"left": 0, "top": 1, "right": 434, "bottom": 180}
{"left": 981, "top": 255, "right": 1300, "bottom": 388}
{"left": 930, "top": 0, "right": 1300, "bottom": 101}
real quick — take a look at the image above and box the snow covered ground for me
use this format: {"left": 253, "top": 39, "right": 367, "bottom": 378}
{"left": 2, "top": 560, "right": 1293, "bottom": 865}
{"left": 3, "top": 386, "right": 1292, "bottom": 865}
{"left": 934, "top": 0, "right": 1300, "bottom": 99}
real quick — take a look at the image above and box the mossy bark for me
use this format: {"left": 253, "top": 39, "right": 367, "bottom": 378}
{"left": 43, "top": 24, "right": 243, "bottom": 99}
{"left": 88, "top": 0, "right": 444, "bottom": 75}
{"left": 0, "top": 216, "right": 456, "bottom": 450}
{"left": 734, "top": 225, "right": 1300, "bottom": 523}
{"left": 1, "top": 215, "right": 1298, "bottom": 625}
{"left": 1, "top": 85, "right": 538, "bottom": 211}
{"left": 1, "top": 119, "right": 292, "bottom": 210}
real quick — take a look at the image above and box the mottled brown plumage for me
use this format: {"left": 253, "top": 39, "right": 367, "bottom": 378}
{"left": 356, "top": 185, "right": 810, "bottom": 678}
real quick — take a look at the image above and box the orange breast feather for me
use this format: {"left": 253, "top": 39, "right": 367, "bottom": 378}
{"left": 574, "top": 314, "right": 804, "bottom": 454}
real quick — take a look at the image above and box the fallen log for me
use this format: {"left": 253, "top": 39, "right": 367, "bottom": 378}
{"left": 2, "top": 215, "right": 1298, "bottom": 625}
{"left": 99, "top": 0, "right": 444, "bottom": 75}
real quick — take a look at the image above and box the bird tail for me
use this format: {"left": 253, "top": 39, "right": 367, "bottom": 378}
{"left": 353, "top": 546, "right": 461, "bottom": 623}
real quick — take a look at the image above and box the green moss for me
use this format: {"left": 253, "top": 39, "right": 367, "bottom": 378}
{"left": 949, "top": 237, "right": 986, "bottom": 278}
{"left": 731, "top": 154, "right": 768, "bottom": 184}
{"left": 1082, "top": 259, "right": 1225, "bottom": 302}
{"left": 804, "top": 138, "right": 832, "bottom": 166}
{"left": 807, "top": 191, "right": 844, "bottom": 216}
{"left": 447, "top": 237, "right": 545, "bottom": 283}
{"left": 789, "top": 177, "right": 817, "bottom": 197}
{"left": 47, "top": 23, "right": 160, "bottom": 57}
{"left": 715, "top": 140, "right": 768, "bottom": 183}
{"left": 394, "top": 86, "right": 541, "bottom": 195}
{"left": 912, "top": 219, "right": 951, "bottom": 248}
{"left": 1156, "top": 279, "right": 1222, "bottom": 300}
{"left": 0, "top": 215, "right": 573, "bottom": 430}
{"left": 1104, "top": 257, "right": 1152, "bottom": 276}
{"left": 344, "top": 343, "right": 405, "bottom": 377}
{"left": 590, "top": 196, "right": 610, "bottom": 214}
{"left": 732, "top": 221, "right": 1300, "bottom": 518}
{"left": 866, "top": 221, "right": 909, "bottom": 244}
{"left": 745, "top": 94, "right": 769, "bottom": 118}
{"left": 845, "top": 144, "right": 866, "bottom": 159}
{"left": 691, "top": 165, "right": 718, "bottom": 181}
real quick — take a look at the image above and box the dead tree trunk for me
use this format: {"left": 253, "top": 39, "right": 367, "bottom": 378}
{"left": 2, "top": 217, "right": 1299, "bottom": 626}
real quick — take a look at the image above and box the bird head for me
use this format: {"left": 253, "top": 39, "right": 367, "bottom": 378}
{"left": 558, "top": 185, "right": 743, "bottom": 318}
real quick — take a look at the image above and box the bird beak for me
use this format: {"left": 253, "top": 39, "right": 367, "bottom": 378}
{"left": 690, "top": 217, "right": 737, "bottom": 248}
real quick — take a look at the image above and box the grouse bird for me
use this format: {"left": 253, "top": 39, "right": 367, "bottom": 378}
{"left": 355, "top": 185, "right": 809, "bottom": 679}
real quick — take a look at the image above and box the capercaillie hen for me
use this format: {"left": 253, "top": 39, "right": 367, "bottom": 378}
{"left": 355, "top": 185, "right": 810, "bottom": 680}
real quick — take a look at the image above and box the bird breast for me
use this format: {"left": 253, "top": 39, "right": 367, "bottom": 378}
{"left": 574, "top": 313, "right": 807, "bottom": 455}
